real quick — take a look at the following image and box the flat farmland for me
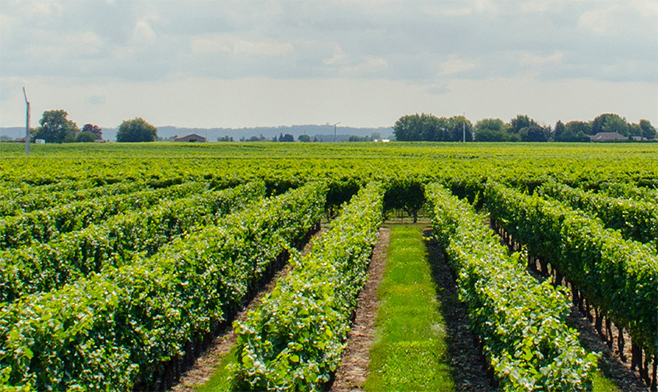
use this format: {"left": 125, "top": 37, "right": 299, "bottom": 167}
{"left": 0, "top": 142, "right": 656, "bottom": 391}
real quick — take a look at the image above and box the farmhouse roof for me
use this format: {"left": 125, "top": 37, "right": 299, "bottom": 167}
{"left": 590, "top": 132, "right": 627, "bottom": 142}
{"left": 173, "top": 133, "right": 207, "bottom": 142}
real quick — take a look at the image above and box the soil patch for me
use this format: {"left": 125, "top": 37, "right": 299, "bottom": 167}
{"left": 424, "top": 228, "right": 494, "bottom": 392}
{"left": 567, "top": 308, "right": 649, "bottom": 392}
{"left": 330, "top": 227, "right": 390, "bottom": 392}
{"left": 168, "top": 228, "right": 325, "bottom": 392}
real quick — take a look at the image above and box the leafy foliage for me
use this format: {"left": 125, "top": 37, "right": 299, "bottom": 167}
{"left": 537, "top": 181, "right": 658, "bottom": 248}
{"left": 33, "top": 110, "right": 80, "bottom": 144}
{"left": 0, "top": 182, "right": 266, "bottom": 303}
{"left": 116, "top": 118, "right": 158, "bottom": 142}
{"left": 485, "top": 182, "right": 658, "bottom": 358}
{"left": 0, "top": 182, "right": 326, "bottom": 391}
{"left": 0, "top": 181, "right": 205, "bottom": 249}
{"left": 426, "top": 183, "right": 598, "bottom": 391}
{"left": 232, "top": 182, "right": 384, "bottom": 391}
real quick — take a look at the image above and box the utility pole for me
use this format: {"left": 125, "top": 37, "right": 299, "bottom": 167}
{"left": 332, "top": 122, "right": 341, "bottom": 143}
{"left": 22, "top": 87, "right": 30, "bottom": 155}
{"left": 462, "top": 112, "right": 466, "bottom": 143}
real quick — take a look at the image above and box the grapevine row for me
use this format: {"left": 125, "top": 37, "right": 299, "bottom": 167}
{"left": 425, "top": 183, "right": 598, "bottom": 391}
{"left": 537, "top": 181, "right": 658, "bottom": 248}
{"left": 0, "top": 181, "right": 206, "bottom": 249}
{"left": 0, "top": 181, "right": 266, "bottom": 304}
{"left": 0, "top": 182, "right": 327, "bottom": 391}
{"left": 232, "top": 182, "right": 384, "bottom": 391}
{"left": 0, "top": 180, "right": 145, "bottom": 218}
{"left": 484, "top": 182, "right": 658, "bottom": 363}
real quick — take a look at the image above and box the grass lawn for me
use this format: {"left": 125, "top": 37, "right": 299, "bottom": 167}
{"left": 365, "top": 224, "right": 455, "bottom": 391}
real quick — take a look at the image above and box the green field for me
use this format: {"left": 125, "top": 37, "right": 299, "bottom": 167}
{"left": 0, "top": 142, "right": 656, "bottom": 391}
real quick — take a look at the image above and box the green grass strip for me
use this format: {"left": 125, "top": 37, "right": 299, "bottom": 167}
{"left": 365, "top": 224, "right": 455, "bottom": 392}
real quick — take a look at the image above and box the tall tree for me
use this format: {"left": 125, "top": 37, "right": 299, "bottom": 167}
{"left": 82, "top": 124, "right": 103, "bottom": 140}
{"left": 116, "top": 118, "right": 158, "bottom": 142}
{"left": 592, "top": 113, "right": 629, "bottom": 136}
{"left": 34, "top": 110, "right": 80, "bottom": 143}
{"left": 601, "top": 115, "right": 629, "bottom": 136}
{"left": 475, "top": 118, "right": 508, "bottom": 142}
{"left": 509, "top": 114, "right": 537, "bottom": 134}
{"left": 639, "top": 119, "right": 656, "bottom": 139}
{"left": 393, "top": 114, "right": 423, "bottom": 141}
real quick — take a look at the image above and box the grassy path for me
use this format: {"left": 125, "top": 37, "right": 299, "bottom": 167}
{"left": 364, "top": 225, "right": 456, "bottom": 391}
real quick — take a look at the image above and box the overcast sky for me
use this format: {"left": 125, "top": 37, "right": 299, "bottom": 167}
{"left": 1, "top": 0, "right": 656, "bottom": 129}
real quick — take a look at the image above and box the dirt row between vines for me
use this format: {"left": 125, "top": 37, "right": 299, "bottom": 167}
{"left": 489, "top": 217, "right": 650, "bottom": 392}
{"left": 170, "top": 224, "right": 494, "bottom": 392}
{"left": 329, "top": 228, "right": 389, "bottom": 391}
{"left": 169, "top": 227, "right": 325, "bottom": 392}
{"left": 330, "top": 226, "right": 492, "bottom": 392}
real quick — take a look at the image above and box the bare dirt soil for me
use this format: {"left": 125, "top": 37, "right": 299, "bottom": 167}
{"left": 169, "top": 229, "right": 325, "bottom": 392}
{"left": 330, "top": 228, "right": 390, "bottom": 392}
{"left": 331, "top": 227, "right": 494, "bottom": 392}
{"left": 423, "top": 229, "right": 494, "bottom": 392}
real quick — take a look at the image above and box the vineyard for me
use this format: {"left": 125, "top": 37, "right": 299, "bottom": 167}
{"left": 0, "top": 142, "right": 656, "bottom": 391}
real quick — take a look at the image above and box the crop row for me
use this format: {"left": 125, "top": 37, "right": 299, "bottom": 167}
{"left": 597, "top": 181, "right": 658, "bottom": 202}
{"left": 0, "top": 180, "right": 146, "bottom": 218}
{"left": 0, "top": 181, "right": 266, "bottom": 304}
{"left": 0, "top": 181, "right": 207, "bottom": 249}
{"left": 232, "top": 182, "right": 384, "bottom": 391}
{"left": 485, "top": 182, "right": 658, "bottom": 358}
{"left": 0, "top": 182, "right": 327, "bottom": 391}
{"left": 538, "top": 181, "right": 658, "bottom": 248}
{"left": 425, "top": 183, "right": 598, "bottom": 391}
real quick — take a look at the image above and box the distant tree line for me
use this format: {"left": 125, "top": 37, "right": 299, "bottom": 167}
{"left": 220, "top": 132, "right": 383, "bottom": 143}
{"left": 27, "top": 110, "right": 159, "bottom": 143}
{"left": 394, "top": 113, "right": 656, "bottom": 142}
{"left": 30, "top": 110, "right": 104, "bottom": 143}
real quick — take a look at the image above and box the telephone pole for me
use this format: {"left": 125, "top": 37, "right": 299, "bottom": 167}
{"left": 331, "top": 122, "right": 341, "bottom": 143}
{"left": 22, "top": 87, "right": 30, "bottom": 155}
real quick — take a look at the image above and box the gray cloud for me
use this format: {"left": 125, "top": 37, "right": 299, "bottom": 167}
{"left": 1, "top": 0, "right": 656, "bottom": 85}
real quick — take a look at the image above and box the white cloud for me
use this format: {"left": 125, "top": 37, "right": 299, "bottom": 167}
{"left": 131, "top": 19, "right": 157, "bottom": 45}
{"left": 422, "top": 0, "right": 498, "bottom": 16}
{"left": 521, "top": 52, "right": 564, "bottom": 66}
{"left": 31, "top": 1, "right": 63, "bottom": 16}
{"left": 323, "top": 44, "right": 347, "bottom": 65}
{"left": 425, "top": 83, "right": 450, "bottom": 95}
{"left": 440, "top": 55, "right": 477, "bottom": 76}
{"left": 632, "top": 0, "right": 658, "bottom": 17}
{"left": 577, "top": 5, "right": 620, "bottom": 36}
{"left": 0, "top": 0, "right": 655, "bottom": 128}
{"left": 191, "top": 34, "right": 294, "bottom": 56}
{"left": 340, "top": 56, "right": 388, "bottom": 76}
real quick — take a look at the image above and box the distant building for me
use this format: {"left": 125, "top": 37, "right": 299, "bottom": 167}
{"left": 590, "top": 132, "right": 627, "bottom": 142}
{"left": 174, "top": 133, "right": 207, "bottom": 142}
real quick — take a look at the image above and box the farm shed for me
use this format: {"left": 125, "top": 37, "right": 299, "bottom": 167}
{"left": 174, "top": 133, "right": 207, "bottom": 142}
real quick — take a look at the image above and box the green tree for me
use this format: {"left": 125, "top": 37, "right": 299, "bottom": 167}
{"left": 298, "top": 134, "right": 311, "bottom": 142}
{"left": 445, "top": 115, "right": 472, "bottom": 141}
{"left": 76, "top": 132, "right": 97, "bottom": 143}
{"left": 601, "top": 115, "right": 629, "bottom": 136}
{"left": 34, "top": 110, "right": 80, "bottom": 143}
{"left": 509, "top": 115, "right": 537, "bottom": 134}
{"left": 116, "top": 118, "right": 158, "bottom": 142}
{"left": 522, "top": 125, "right": 549, "bottom": 142}
{"left": 553, "top": 120, "right": 566, "bottom": 141}
{"left": 639, "top": 119, "right": 656, "bottom": 139}
{"left": 592, "top": 113, "right": 628, "bottom": 136}
{"left": 82, "top": 124, "right": 103, "bottom": 140}
{"left": 629, "top": 123, "right": 643, "bottom": 137}
{"left": 475, "top": 118, "right": 508, "bottom": 141}
{"left": 393, "top": 114, "right": 424, "bottom": 141}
